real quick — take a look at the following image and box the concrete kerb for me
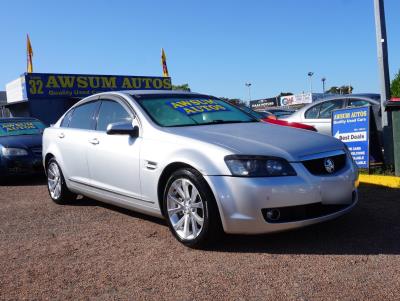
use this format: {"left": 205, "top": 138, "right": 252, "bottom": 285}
{"left": 359, "top": 174, "right": 400, "bottom": 188}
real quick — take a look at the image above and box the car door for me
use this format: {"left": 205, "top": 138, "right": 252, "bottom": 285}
{"left": 303, "top": 99, "right": 345, "bottom": 135}
{"left": 86, "top": 96, "right": 143, "bottom": 203}
{"left": 57, "top": 99, "right": 100, "bottom": 185}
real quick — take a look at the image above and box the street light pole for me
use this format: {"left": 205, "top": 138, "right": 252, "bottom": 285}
{"left": 307, "top": 72, "right": 314, "bottom": 94}
{"left": 322, "top": 77, "right": 326, "bottom": 94}
{"left": 245, "top": 82, "right": 252, "bottom": 103}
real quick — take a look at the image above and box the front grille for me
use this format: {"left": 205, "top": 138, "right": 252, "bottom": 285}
{"left": 262, "top": 195, "right": 356, "bottom": 224}
{"left": 302, "top": 154, "right": 346, "bottom": 175}
{"left": 30, "top": 147, "right": 42, "bottom": 156}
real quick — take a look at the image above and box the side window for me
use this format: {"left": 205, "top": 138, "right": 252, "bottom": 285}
{"left": 68, "top": 101, "right": 99, "bottom": 130}
{"left": 348, "top": 99, "right": 370, "bottom": 107}
{"left": 96, "top": 100, "right": 132, "bottom": 131}
{"left": 60, "top": 109, "right": 74, "bottom": 127}
{"left": 305, "top": 103, "right": 321, "bottom": 119}
{"left": 318, "top": 99, "right": 344, "bottom": 119}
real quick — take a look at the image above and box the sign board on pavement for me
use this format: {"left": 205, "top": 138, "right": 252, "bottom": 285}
{"left": 332, "top": 106, "right": 370, "bottom": 168}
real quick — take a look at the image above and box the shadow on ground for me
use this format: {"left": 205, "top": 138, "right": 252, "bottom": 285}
{"left": 70, "top": 196, "right": 167, "bottom": 227}
{"left": 213, "top": 183, "right": 400, "bottom": 255}
{"left": 73, "top": 183, "right": 400, "bottom": 255}
{"left": 0, "top": 175, "right": 46, "bottom": 186}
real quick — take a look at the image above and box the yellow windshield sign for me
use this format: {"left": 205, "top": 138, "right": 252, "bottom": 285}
{"left": 168, "top": 99, "right": 230, "bottom": 115}
{"left": 1, "top": 122, "right": 37, "bottom": 132}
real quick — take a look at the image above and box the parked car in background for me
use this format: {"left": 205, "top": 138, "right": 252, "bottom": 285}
{"left": 264, "top": 108, "right": 296, "bottom": 119}
{"left": 283, "top": 95, "right": 380, "bottom": 135}
{"left": 43, "top": 90, "right": 358, "bottom": 248}
{"left": 240, "top": 106, "right": 316, "bottom": 131}
{"left": 0, "top": 117, "right": 46, "bottom": 180}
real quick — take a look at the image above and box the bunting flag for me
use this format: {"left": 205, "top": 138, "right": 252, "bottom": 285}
{"left": 161, "top": 48, "right": 169, "bottom": 77}
{"left": 27, "top": 34, "right": 33, "bottom": 73}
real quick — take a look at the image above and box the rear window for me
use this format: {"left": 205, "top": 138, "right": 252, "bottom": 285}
{"left": 305, "top": 99, "right": 344, "bottom": 119}
{"left": 348, "top": 99, "right": 370, "bottom": 107}
{"left": 0, "top": 120, "right": 46, "bottom": 136}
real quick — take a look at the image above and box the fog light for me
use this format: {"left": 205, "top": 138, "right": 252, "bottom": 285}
{"left": 266, "top": 209, "right": 280, "bottom": 221}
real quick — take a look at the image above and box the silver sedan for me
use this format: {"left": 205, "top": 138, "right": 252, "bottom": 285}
{"left": 43, "top": 90, "right": 359, "bottom": 248}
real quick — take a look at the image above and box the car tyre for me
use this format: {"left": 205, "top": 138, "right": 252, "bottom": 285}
{"left": 163, "top": 168, "right": 222, "bottom": 249}
{"left": 46, "top": 158, "right": 77, "bottom": 204}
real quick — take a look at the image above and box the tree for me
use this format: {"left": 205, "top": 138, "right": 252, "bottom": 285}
{"left": 277, "top": 92, "right": 293, "bottom": 97}
{"left": 172, "top": 83, "right": 191, "bottom": 92}
{"left": 326, "top": 85, "right": 353, "bottom": 94}
{"left": 219, "top": 97, "right": 247, "bottom": 107}
{"left": 391, "top": 69, "right": 400, "bottom": 98}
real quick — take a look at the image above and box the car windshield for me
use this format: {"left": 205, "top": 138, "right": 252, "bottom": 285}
{"left": 239, "top": 106, "right": 271, "bottom": 119}
{"left": 0, "top": 120, "right": 46, "bottom": 137}
{"left": 271, "top": 110, "right": 294, "bottom": 118}
{"left": 136, "top": 95, "right": 257, "bottom": 127}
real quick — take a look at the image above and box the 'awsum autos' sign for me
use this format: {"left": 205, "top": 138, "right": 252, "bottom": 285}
{"left": 23, "top": 73, "right": 172, "bottom": 99}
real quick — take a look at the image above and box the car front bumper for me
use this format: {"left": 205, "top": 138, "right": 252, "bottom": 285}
{"left": 0, "top": 155, "right": 44, "bottom": 177}
{"left": 204, "top": 160, "right": 358, "bottom": 234}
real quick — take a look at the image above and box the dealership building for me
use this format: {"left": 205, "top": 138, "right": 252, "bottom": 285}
{"left": 3, "top": 72, "right": 172, "bottom": 125}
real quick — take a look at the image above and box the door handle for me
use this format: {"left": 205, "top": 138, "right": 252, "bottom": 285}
{"left": 58, "top": 133, "right": 65, "bottom": 139}
{"left": 89, "top": 138, "right": 99, "bottom": 145}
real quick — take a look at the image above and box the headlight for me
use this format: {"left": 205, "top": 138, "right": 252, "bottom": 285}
{"left": 224, "top": 155, "right": 296, "bottom": 177}
{"left": 1, "top": 147, "right": 28, "bottom": 156}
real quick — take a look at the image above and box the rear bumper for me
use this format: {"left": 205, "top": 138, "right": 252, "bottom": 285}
{"left": 204, "top": 160, "right": 358, "bottom": 234}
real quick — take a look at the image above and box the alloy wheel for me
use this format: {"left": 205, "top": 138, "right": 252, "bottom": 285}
{"left": 166, "top": 178, "right": 204, "bottom": 240}
{"left": 47, "top": 162, "right": 62, "bottom": 199}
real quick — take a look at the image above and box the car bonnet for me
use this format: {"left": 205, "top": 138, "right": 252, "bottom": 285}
{"left": 164, "top": 122, "right": 344, "bottom": 162}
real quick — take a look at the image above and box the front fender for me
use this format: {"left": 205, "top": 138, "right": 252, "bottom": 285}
{"left": 139, "top": 138, "right": 231, "bottom": 208}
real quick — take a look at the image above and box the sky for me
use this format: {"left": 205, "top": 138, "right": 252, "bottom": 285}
{"left": 0, "top": 0, "right": 399, "bottom": 101}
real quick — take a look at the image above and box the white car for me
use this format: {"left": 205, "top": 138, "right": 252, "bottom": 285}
{"left": 283, "top": 95, "right": 380, "bottom": 135}
{"left": 43, "top": 90, "right": 359, "bottom": 248}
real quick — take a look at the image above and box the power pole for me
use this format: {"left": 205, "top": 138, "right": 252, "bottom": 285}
{"left": 374, "top": 0, "right": 391, "bottom": 126}
{"left": 374, "top": 0, "right": 393, "bottom": 166}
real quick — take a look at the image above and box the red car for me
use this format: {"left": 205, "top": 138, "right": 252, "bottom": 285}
{"left": 241, "top": 107, "right": 317, "bottom": 132}
{"left": 261, "top": 116, "right": 317, "bottom": 131}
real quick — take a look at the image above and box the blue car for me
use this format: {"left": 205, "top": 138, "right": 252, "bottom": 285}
{"left": 0, "top": 117, "right": 46, "bottom": 179}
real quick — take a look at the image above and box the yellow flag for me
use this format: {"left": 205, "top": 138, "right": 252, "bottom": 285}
{"left": 161, "top": 48, "right": 169, "bottom": 77}
{"left": 27, "top": 34, "right": 33, "bottom": 73}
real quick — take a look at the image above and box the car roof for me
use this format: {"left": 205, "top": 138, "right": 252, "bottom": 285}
{"left": 286, "top": 94, "right": 381, "bottom": 118}
{"left": 267, "top": 108, "right": 295, "bottom": 112}
{"left": 302, "top": 95, "right": 379, "bottom": 109}
{"left": 121, "top": 90, "right": 208, "bottom": 97}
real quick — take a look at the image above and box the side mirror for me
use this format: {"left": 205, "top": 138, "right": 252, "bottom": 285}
{"left": 106, "top": 121, "right": 139, "bottom": 137}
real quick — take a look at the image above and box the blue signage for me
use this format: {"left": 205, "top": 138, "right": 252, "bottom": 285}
{"left": 332, "top": 106, "right": 370, "bottom": 168}
{"left": 23, "top": 73, "right": 172, "bottom": 99}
